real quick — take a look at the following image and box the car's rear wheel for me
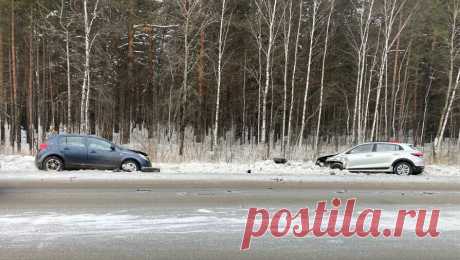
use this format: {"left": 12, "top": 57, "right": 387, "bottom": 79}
{"left": 394, "top": 161, "right": 413, "bottom": 176}
{"left": 121, "top": 159, "right": 139, "bottom": 172}
{"left": 43, "top": 156, "right": 63, "bottom": 171}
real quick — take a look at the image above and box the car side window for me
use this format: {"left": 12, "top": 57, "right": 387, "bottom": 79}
{"left": 88, "top": 138, "right": 112, "bottom": 151}
{"left": 348, "top": 144, "right": 373, "bottom": 154}
{"left": 376, "top": 144, "right": 400, "bottom": 152}
{"left": 65, "top": 137, "right": 86, "bottom": 148}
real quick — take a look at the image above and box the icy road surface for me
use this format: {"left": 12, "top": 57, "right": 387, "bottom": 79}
{"left": 0, "top": 188, "right": 459, "bottom": 260}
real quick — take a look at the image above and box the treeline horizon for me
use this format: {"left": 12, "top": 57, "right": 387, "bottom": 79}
{"left": 0, "top": 0, "right": 460, "bottom": 157}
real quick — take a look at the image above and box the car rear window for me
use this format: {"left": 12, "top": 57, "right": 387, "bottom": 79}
{"left": 375, "top": 143, "right": 401, "bottom": 152}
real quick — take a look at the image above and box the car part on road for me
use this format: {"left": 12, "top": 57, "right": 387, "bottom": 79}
{"left": 273, "top": 158, "right": 287, "bottom": 164}
{"left": 141, "top": 167, "right": 161, "bottom": 172}
{"left": 43, "top": 156, "right": 64, "bottom": 171}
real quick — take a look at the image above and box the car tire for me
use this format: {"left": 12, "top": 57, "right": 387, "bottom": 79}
{"left": 393, "top": 161, "right": 413, "bottom": 176}
{"left": 330, "top": 162, "right": 343, "bottom": 170}
{"left": 121, "top": 159, "right": 140, "bottom": 172}
{"left": 43, "top": 156, "right": 64, "bottom": 171}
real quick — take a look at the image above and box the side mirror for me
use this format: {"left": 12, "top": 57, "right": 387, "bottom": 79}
{"left": 111, "top": 145, "right": 116, "bottom": 151}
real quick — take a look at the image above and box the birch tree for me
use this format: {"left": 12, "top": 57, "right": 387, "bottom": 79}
{"left": 370, "top": 0, "right": 413, "bottom": 141}
{"left": 351, "top": 0, "right": 374, "bottom": 144}
{"left": 10, "top": 0, "right": 18, "bottom": 150}
{"left": 299, "top": 0, "right": 320, "bottom": 147}
{"left": 60, "top": 0, "right": 73, "bottom": 131}
{"left": 213, "top": 0, "right": 231, "bottom": 149}
{"left": 286, "top": 0, "right": 302, "bottom": 153}
{"left": 281, "top": 0, "right": 293, "bottom": 154}
{"left": 248, "top": 11, "right": 263, "bottom": 143}
{"left": 255, "top": 0, "right": 278, "bottom": 144}
{"left": 80, "top": 0, "right": 100, "bottom": 133}
{"left": 434, "top": 0, "right": 460, "bottom": 155}
{"left": 27, "top": 14, "right": 34, "bottom": 151}
{"left": 178, "top": 0, "right": 208, "bottom": 155}
{"left": 314, "top": 0, "right": 334, "bottom": 155}
{"left": 0, "top": 27, "right": 4, "bottom": 145}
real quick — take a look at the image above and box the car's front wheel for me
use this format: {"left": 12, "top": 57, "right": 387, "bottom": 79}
{"left": 393, "top": 161, "right": 413, "bottom": 176}
{"left": 121, "top": 159, "right": 139, "bottom": 172}
{"left": 43, "top": 156, "right": 64, "bottom": 171}
{"left": 330, "top": 162, "right": 344, "bottom": 170}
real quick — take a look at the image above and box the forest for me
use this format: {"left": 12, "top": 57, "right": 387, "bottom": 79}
{"left": 0, "top": 0, "right": 460, "bottom": 162}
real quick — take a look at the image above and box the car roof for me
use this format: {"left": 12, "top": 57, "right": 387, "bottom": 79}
{"left": 52, "top": 134, "right": 109, "bottom": 141}
{"left": 351, "top": 142, "right": 413, "bottom": 148}
{"left": 358, "top": 142, "right": 410, "bottom": 145}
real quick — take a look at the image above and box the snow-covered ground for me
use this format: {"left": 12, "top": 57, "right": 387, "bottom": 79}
{"left": 0, "top": 155, "right": 459, "bottom": 181}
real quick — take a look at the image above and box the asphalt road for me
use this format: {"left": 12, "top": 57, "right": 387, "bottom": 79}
{"left": 0, "top": 187, "right": 459, "bottom": 260}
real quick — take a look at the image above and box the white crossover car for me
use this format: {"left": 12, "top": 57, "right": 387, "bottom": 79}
{"left": 316, "top": 142, "right": 425, "bottom": 175}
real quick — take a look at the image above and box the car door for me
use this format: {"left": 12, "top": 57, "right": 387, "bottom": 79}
{"left": 344, "top": 144, "right": 375, "bottom": 169}
{"left": 372, "top": 143, "right": 403, "bottom": 168}
{"left": 60, "top": 136, "right": 88, "bottom": 168}
{"left": 86, "top": 137, "right": 121, "bottom": 169}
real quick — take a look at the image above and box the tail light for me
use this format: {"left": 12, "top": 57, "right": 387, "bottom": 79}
{"left": 411, "top": 151, "right": 424, "bottom": 157}
{"left": 39, "top": 143, "right": 48, "bottom": 151}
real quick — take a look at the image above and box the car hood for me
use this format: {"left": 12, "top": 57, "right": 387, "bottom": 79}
{"left": 126, "top": 149, "right": 148, "bottom": 157}
{"left": 316, "top": 153, "right": 338, "bottom": 163}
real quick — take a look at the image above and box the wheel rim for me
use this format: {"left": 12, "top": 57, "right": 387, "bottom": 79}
{"left": 122, "top": 161, "right": 138, "bottom": 172}
{"left": 396, "top": 163, "right": 411, "bottom": 175}
{"left": 46, "top": 159, "right": 61, "bottom": 171}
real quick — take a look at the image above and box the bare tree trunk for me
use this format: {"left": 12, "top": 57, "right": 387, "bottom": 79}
{"left": 80, "top": 0, "right": 99, "bottom": 134}
{"left": 352, "top": 0, "right": 374, "bottom": 144}
{"left": 213, "top": 0, "right": 230, "bottom": 149}
{"left": 299, "top": 0, "right": 319, "bottom": 147}
{"left": 281, "top": 0, "right": 293, "bottom": 154}
{"left": 60, "top": 0, "right": 72, "bottom": 132}
{"left": 371, "top": 0, "right": 411, "bottom": 141}
{"left": 10, "top": 0, "right": 18, "bottom": 151}
{"left": 0, "top": 27, "right": 4, "bottom": 145}
{"left": 286, "top": 0, "right": 302, "bottom": 154}
{"left": 314, "top": 0, "right": 334, "bottom": 155}
{"left": 434, "top": 0, "right": 460, "bottom": 154}
{"left": 179, "top": 0, "right": 201, "bottom": 155}
{"left": 257, "top": 0, "right": 278, "bottom": 144}
{"left": 242, "top": 51, "right": 247, "bottom": 145}
{"left": 65, "top": 30, "right": 71, "bottom": 131}
{"left": 421, "top": 71, "right": 433, "bottom": 144}
{"left": 197, "top": 30, "right": 206, "bottom": 141}
{"left": 257, "top": 16, "right": 262, "bottom": 144}
{"left": 363, "top": 23, "right": 381, "bottom": 141}
{"left": 27, "top": 22, "right": 34, "bottom": 152}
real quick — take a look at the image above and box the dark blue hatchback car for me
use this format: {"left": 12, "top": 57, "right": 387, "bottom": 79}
{"left": 35, "top": 134, "right": 152, "bottom": 172}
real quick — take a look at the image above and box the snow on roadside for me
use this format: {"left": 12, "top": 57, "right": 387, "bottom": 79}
{"left": 0, "top": 154, "right": 459, "bottom": 178}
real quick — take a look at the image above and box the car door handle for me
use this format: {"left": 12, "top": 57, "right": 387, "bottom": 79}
{"left": 365, "top": 154, "right": 373, "bottom": 157}
{"left": 90, "top": 150, "right": 97, "bottom": 154}
{"left": 63, "top": 147, "right": 70, "bottom": 151}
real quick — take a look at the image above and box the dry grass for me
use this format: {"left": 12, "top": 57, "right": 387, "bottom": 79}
{"left": 1, "top": 124, "right": 460, "bottom": 165}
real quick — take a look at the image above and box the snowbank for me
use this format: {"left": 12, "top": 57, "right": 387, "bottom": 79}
{"left": 1, "top": 154, "right": 460, "bottom": 179}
